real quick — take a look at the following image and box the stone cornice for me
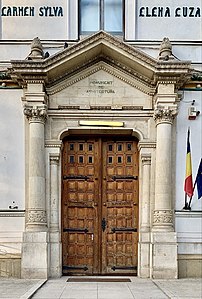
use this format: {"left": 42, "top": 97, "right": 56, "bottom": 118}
{"left": 9, "top": 31, "right": 191, "bottom": 89}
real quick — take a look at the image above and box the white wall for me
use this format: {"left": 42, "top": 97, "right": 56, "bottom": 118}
{"left": 0, "top": 89, "right": 25, "bottom": 210}
{"left": 176, "top": 91, "right": 202, "bottom": 211}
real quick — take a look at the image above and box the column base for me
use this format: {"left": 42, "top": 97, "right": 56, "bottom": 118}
{"left": 49, "top": 231, "right": 62, "bottom": 278}
{"left": 21, "top": 231, "right": 49, "bottom": 279}
{"left": 151, "top": 231, "right": 178, "bottom": 279}
{"left": 138, "top": 232, "right": 151, "bottom": 278}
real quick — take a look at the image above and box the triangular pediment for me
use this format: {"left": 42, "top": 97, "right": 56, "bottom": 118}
{"left": 10, "top": 31, "right": 191, "bottom": 89}
{"left": 48, "top": 66, "right": 153, "bottom": 110}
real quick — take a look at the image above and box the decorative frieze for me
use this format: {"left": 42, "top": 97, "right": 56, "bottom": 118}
{"left": 27, "top": 209, "right": 47, "bottom": 224}
{"left": 153, "top": 107, "right": 178, "bottom": 125}
{"left": 24, "top": 104, "right": 47, "bottom": 123}
{"left": 153, "top": 210, "right": 173, "bottom": 225}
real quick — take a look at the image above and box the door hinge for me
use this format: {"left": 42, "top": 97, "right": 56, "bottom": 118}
{"left": 111, "top": 266, "right": 137, "bottom": 271}
{"left": 111, "top": 227, "right": 137, "bottom": 233}
{"left": 63, "top": 228, "right": 88, "bottom": 233}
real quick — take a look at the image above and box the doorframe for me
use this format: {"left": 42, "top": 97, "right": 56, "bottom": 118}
{"left": 47, "top": 128, "right": 156, "bottom": 277}
{"left": 57, "top": 129, "right": 149, "bottom": 276}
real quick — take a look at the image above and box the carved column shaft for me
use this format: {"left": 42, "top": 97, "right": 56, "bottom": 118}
{"left": 50, "top": 154, "right": 60, "bottom": 231}
{"left": 153, "top": 107, "right": 177, "bottom": 231}
{"left": 24, "top": 105, "right": 47, "bottom": 231}
{"left": 141, "top": 155, "right": 151, "bottom": 232}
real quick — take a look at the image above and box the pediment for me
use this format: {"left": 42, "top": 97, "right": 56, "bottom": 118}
{"left": 48, "top": 66, "right": 153, "bottom": 110}
{"left": 10, "top": 31, "right": 191, "bottom": 89}
{"left": 47, "top": 61, "right": 155, "bottom": 96}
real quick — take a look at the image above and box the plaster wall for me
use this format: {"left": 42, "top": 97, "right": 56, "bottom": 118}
{"left": 0, "top": 89, "right": 24, "bottom": 210}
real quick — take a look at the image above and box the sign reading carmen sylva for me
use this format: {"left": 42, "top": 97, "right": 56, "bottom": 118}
{"left": 1, "top": 6, "right": 63, "bottom": 17}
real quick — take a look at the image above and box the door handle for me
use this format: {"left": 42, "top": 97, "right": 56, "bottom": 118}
{"left": 101, "top": 218, "right": 107, "bottom": 232}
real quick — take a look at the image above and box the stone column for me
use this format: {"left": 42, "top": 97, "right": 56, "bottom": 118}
{"left": 138, "top": 153, "right": 152, "bottom": 277}
{"left": 153, "top": 107, "right": 177, "bottom": 231}
{"left": 151, "top": 105, "right": 178, "bottom": 279}
{"left": 21, "top": 104, "right": 49, "bottom": 279}
{"left": 24, "top": 105, "right": 47, "bottom": 231}
{"left": 49, "top": 154, "right": 62, "bottom": 277}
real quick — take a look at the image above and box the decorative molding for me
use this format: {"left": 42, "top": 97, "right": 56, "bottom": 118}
{"left": 153, "top": 107, "right": 178, "bottom": 125}
{"left": 153, "top": 210, "right": 173, "bottom": 224}
{"left": 24, "top": 104, "right": 47, "bottom": 123}
{"left": 138, "top": 141, "right": 156, "bottom": 150}
{"left": 45, "top": 140, "right": 62, "bottom": 148}
{"left": 27, "top": 209, "right": 47, "bottom": 224}
{"left": 0, "top": 210, "right": 25, "bottom": 217}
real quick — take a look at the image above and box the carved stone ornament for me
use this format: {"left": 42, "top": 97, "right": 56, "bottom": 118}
{"left": 153, "top": 210, "right": 173, "bottom": 225}
{"left": 29, "top": 37, "right": 44, "bottom": 59}
{"left": 24, "top": 105, "right": 47, "bottom": 123}
{"left": 141, "top": 155, "right": 151, "bottom": 165}
{"left": 153, "top": 107, "right": 178, "bottom": 125}
{"left": 159, "top": 37, "right": 174, "bottom": 60}
{"left": 50, "top": 154, "right": 60, "bottom": 165}
{"left": 27, "top": 209, "right": 47, "bottom": 224}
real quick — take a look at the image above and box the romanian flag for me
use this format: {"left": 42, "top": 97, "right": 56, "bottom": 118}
{"left": 184, "top": 129, "right": 193, "bottom": 197}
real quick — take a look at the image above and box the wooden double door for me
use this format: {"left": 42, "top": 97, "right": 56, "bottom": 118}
{"left": 62, "top": 137, "right": 139, "bottom": 275}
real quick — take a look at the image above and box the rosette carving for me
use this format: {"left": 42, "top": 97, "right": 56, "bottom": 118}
{"left": 24, "top": 104, "right": 47, "bottom": 123}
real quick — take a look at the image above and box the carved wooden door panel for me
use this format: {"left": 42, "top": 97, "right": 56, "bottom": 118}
{"left": 102, "top": 140, "right": 138, "bottom": 274}
{"left": 62, "top": 137, "right": 138, "bottom": 275}
{"left": 62, "top": 138, "right": 100, "bottom": 275}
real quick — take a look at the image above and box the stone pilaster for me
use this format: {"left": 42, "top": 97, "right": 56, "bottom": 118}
{"left": 49, "top": 153, "right": 62, "bottom": 277}
{"left": 141, "top": 154, "right": 151, "bottom": 232}
{"left": 138, "top": 153, "right": 152, "bottom": 278}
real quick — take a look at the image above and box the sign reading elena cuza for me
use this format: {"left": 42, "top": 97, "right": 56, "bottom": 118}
{"left": 135, "top": 0, "right": 202, "bottom": 40}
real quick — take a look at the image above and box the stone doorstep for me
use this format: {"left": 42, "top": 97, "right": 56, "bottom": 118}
{"left": 20, "top": 279, "right": 47, "bottom": 299}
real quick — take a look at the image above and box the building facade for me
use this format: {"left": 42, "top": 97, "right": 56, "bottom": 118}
{"left": 0, "top": 0, "right": 201, "bottom": 279}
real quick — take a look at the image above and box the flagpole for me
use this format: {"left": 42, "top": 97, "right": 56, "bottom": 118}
{"left": 183, "top": 193, "right": 190, "bottom": 210}
{"left": 188, "top": 175, "right": 198, "bottom": 209}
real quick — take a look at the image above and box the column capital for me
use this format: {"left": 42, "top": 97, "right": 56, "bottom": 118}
{"left": 153, "top": 106, "right": 178, "bottom": 125}
{"left": 50, "top": 153, "right": 60, "bottom": 165}
{"left": 141, "top": 154, "right": 151, "bottom": 165}
{"left": 24, "top": 104, "right": 47, "bottom": 124}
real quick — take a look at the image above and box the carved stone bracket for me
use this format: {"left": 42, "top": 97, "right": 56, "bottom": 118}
{"left": 153, "top": 210, "right": 173, "bottom": 225}
{"left": 27, "top": 209, "right": 47, "bottom": 224}
{"left": 24, "top": 104, "right": 47, "bottom": 123}
{"left": 153, "top": 107, "right": 178, "bottom": 125}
